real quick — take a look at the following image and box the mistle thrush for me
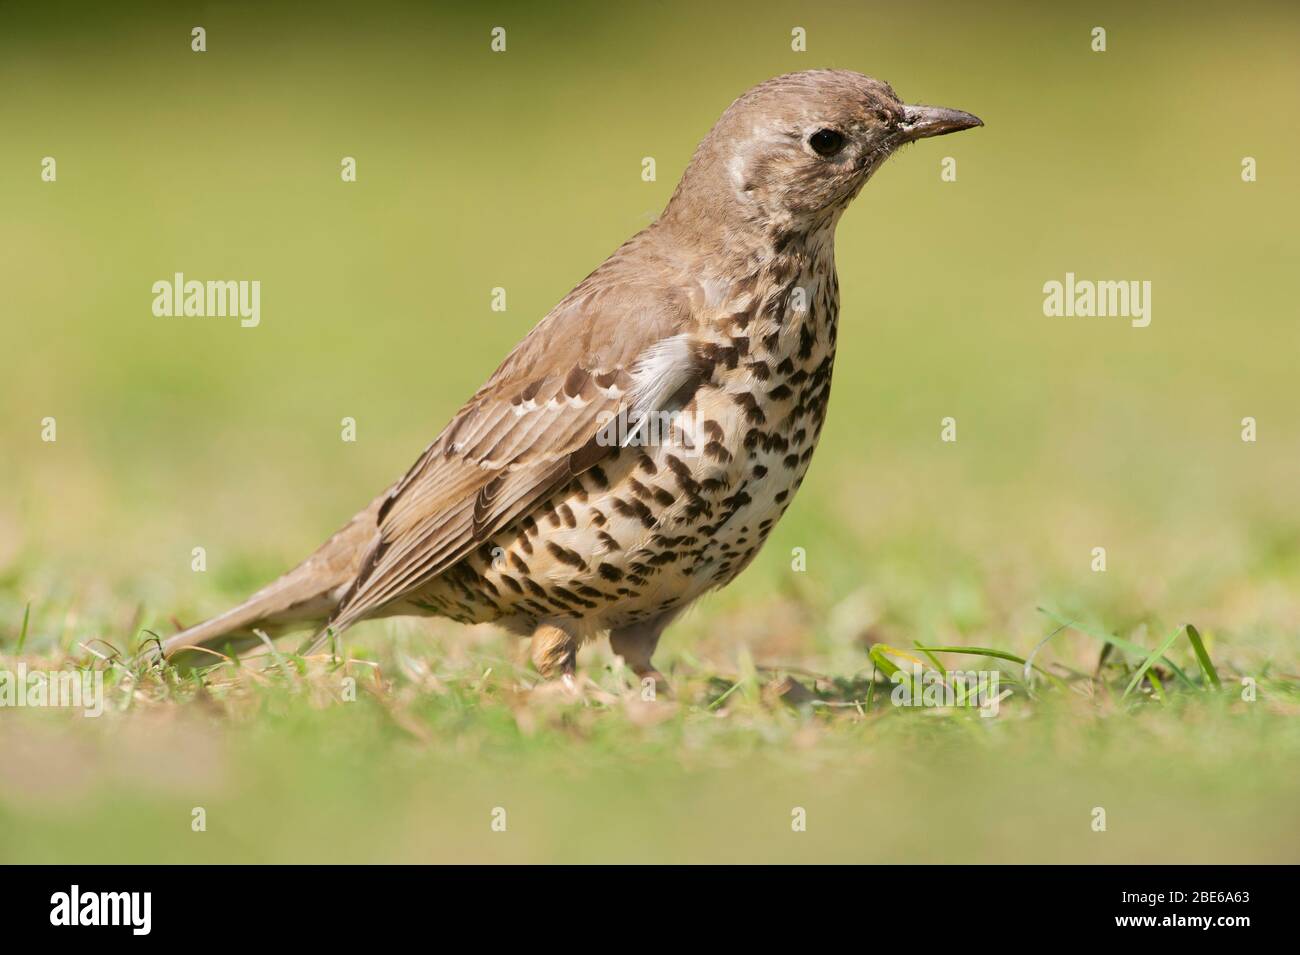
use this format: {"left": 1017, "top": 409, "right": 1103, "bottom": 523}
{"left": 162, "top": 70, "right": 982, "bottom": 680}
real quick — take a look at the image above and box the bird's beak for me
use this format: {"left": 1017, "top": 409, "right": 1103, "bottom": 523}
{"left": 896, "top": 104, "right": 983, "bottom": 142}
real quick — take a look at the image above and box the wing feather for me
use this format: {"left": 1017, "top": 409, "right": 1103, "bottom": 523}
{"left": 328, "top": 266, "right": 706, "bottom": 631}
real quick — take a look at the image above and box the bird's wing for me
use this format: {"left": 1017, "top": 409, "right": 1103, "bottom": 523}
{"left": 328, "top": 274, "right": 706, "bottom": 631}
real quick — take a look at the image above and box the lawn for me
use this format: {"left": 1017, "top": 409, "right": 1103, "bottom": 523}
{"left": 3, "top": 619, "right": 1297, "bottom": 863}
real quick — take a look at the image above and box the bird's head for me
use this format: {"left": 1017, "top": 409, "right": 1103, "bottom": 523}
{"left": 664, "top": 69, "right": 982, "bottom": 240}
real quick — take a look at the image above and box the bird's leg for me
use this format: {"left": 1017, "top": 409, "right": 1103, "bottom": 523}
{"left": 529, "top": 623, "right": 579, "bottom": 681}
{"left": 609, "top": 609, "right": 679, "bottom": 693}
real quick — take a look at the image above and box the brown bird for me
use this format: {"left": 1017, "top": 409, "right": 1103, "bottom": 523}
{"left": 161, "top": 69, "right": 981, "bottom": 681}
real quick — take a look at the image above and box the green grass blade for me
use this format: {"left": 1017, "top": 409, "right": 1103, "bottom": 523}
{"left": 868, "top": 645, "right": 921, "bottom": 703}
{"left": 1023, "top": 622, "right": 1069, "bottom": 696}
{"left": 871, "top": 644, "right": 928, "bottom": 669}
{"left": 1037, "top": 608, "right": 1197, "bottom": 689}
{"left": 914, "top": 641, "right": 946, "bottom": 675}
{"left": 914, "top": 645, "right": 1068, "bottom": 690}
{"left": 867, "top": 645, "right": 902, "bottom": 678}
{"left": 1184, "top": 624, "right": 1221, "bottom": 690}
{"left": 914, "top": 645, "right": 1026, "bottom": 665}
{"left": 16, "top": 602, "right": 31, "bottom": 654}
{"left": 1122, "top": 626, "right": 1185, "bottom": 701}
{"left": 707, "top": 679, "right": 743, "bottom": 711}
{"left": 1146, "top": 669, "right": 1167, "bottom": 703}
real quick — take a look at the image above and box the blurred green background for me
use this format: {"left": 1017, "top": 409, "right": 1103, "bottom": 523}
{"left": 1, "top": 0, "right": 1297, "bottom": 863}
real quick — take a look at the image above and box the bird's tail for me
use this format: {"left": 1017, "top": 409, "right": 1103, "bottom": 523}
{"left": 156, "top": 493, "right": 387, "bottom": 668}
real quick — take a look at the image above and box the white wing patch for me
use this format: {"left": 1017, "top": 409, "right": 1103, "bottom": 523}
{"left": 624, "top": 333, "right": 697, "bottom": 446}
{"left": 628, "top": 333, "right": 694, "bottom": 416}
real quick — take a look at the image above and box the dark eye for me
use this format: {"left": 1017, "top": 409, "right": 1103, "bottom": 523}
{"left": 809, "top": 128, "right": 845, "bottom": 156}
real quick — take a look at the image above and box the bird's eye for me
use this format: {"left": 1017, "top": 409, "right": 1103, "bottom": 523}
{"left": 808, "top": 128, "right": 845, "bottom": 157}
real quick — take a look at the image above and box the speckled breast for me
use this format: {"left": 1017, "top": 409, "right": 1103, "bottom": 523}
{"left": 410, "top": 254, "right": 840, "bottom": 635}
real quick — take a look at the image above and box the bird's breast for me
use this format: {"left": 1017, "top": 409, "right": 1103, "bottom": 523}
{"left": 407, "top": 254, "right": 842, "bottom": 633}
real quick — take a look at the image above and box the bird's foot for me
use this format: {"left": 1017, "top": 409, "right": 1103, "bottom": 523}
{"left": 529, "top": 623, "right": 578, "bottom": 680}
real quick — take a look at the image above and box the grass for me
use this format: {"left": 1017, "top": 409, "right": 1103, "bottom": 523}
{"left": 1, "top": 604, "right": 1296, "bottom": 863}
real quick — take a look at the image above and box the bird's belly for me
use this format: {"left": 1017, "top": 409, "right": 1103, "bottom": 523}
{"left": 408, "top": 339, "right": 835, "bottom": 634}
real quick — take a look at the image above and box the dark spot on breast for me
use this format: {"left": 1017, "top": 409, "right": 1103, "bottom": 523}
{"left": 798, "top": 323, "right": 816, "bottom": 360}
{"left": 612, "top": 496, "right": 657, "bottom": 529}
{"left": 704, "top": 344, "right": 739, "bottom": 369}
{"left": 546, "top": 541, "right": 587, "bottom": 569}
{"left": 703, "top": 441, "right": 732, "bottom": 464}
{"left": 732, "top": 392, "right": 766, "bottom": 425}
{"left": 627, "top": 477, "right": 653, "bottom": 500}
{"left": 552, "top": 586, "right": 597, "bottom": 609}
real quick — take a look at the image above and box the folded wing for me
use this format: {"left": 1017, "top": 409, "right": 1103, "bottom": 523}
{"left": 325, "top": 273, "right": 705, "bottom": 635}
